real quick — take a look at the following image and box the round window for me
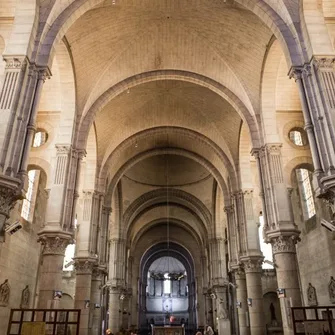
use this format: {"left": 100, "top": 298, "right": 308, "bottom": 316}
{"left": 32, "top": 130, "right": 48, "bottom": 147}
{"left": 289, "top": 127, "right": 308, "bottom": 146}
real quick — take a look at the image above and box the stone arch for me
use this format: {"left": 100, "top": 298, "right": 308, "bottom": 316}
{"left": 104, "top": 146, "right": 230, "bottom": 204}
{"left": 76, "top": 70, "right": 261, "bottom": 151}
{"left": 123, "top": 188, "right": 212, "bottom": 238}
{"left": 126, "top": 203, "right": 208, "bottom": 246}
{"left": 131, "top": 219, "right": 204, "bottom": 254}
{"left": 36, "top": 0, "right": 304, "bottom": 68}
{"left": 284, "top": 156, "right": 314, "bottom": 187}
{"left": 27, "top": 157, "right": 51, "bottom": 187}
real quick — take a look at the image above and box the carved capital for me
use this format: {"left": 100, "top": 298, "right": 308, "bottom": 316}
{"left": 224, "top": 205, "right": 234, "bottom": 214}
{"left": 0, "top": 184, "right": 23, "bottom": 218}
{"left": 36, "top": 67, "right": 51, "bottom": 82}
{"left": 240, "top": 257, "right": 263, "bottom": 273}
{"left": 37, "top": 231, "right": 73, "bottom": 255}
{"left": 313, "top": 56, "right": 335, "bottom": 71}
{"left": 288, "top": 67, "right": 304, "bottom": 81}
{"left": 92, "top": 266, "right": 107, "bottom": 280}
{"left": 55, "top": 144, "right": 71, "bottom": 155}
{"left": 265, "top": 143, "right": 282, "bottom": 155}
{"left": 102, "top": 206, "right": 112, "bottom": 214}
{"left": 3, "top": 56, "right": 27, "bottom": 70}
{"left": 271, "top": 234, "right": 300, "bottom": 254}
{"left": 233, "top": 266, "right": 245, "bottom": 280}
{"left": 74, "top": 257, "right": 96, "bottom": 275}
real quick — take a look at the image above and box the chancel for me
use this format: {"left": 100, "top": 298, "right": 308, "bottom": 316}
{"left": 0, "top": 1, "right": 335, "bottom": 335}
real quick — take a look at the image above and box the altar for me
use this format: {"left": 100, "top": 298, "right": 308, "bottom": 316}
{"left": 152, "top": 326, "right": 185, "bottom": 335}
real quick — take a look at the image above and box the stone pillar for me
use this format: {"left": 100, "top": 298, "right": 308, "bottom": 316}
{"left": 205, "top": 290, "right": 214, "bottom": 328}
{"left": 252, "top": 144, "right": 301, "bottom": 335}
{"left": 213, "top": 285, "right": 231, "bottom": 335}
{"left": 109, "top": 286, "right": 121, "bottom": 333}
{"left": 240, "top": 257, "right": 265, "bottom": 335}
{"left": 74, "top": 257, "right": 96, "bottom": 335}
{"left": 91, "top": 267, "right": 106, "bottom": 335}
{"left": 109, "top": 238, "right": 126, "bottom": 288}
{"left": 270, "top": 235, "right": 301, "bottom": 335}
{"left": 233, "top": 267, "right": 250, "bottom": 335}
{"left": 210, "top": 238, "right": 227, "bottom": 287}
{"left": 37, "top": 232, "right": 73, "bottom": 308}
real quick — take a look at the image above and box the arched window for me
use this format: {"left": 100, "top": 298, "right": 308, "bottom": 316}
{"left": 32, "top": 130, "right": 48, "bottom": 147}
{"left": 164, "top": 273, "right": 171, "bottom": 294}
{"left": 289, "top": 128, "right": 308, "bottom": 146}
{"left": 21, "top": 170, "right": 38, "bottom": 221}
{"left": 296, "top": 168, "right": 316, "bottom": 220}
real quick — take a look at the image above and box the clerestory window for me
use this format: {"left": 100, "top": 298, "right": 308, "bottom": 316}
{"left": 21, "top": 170, "right": 37, "bottom": 221}
{"left": 296, "top": 168, "right": 315, "bottom": 220}
{"left": 164, "top": 273, "right": 171, "bottom": 294}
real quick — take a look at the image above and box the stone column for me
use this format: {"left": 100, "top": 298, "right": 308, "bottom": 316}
{"left": 270, "top": 235, "right": 301, "bottom": 335}
{"left": 91, "top": 266, "right": 106, "bottom": 335}
{"left": 109, "top": 286, "right": 121, "bottom": 333}
{"left": 213, "top": 285, "right": 231, "bottom": 335}
{"left": 252, "top": 144, "right": 301, "bottom": 335}
{"left": 74, "top": 257, "right": 96, "bottom": 335}
{"left": 233, "top": 267, "right": 250, "bottom": 335}
{"left": 37, "top": 232, "right": 73, "bottom": 308}
{"left": 240, "top": 257, "right": 265, "bottom": 335}
{"left": 210, "top": 238, "right": 227, "bottom": 287}
{"left": 205, "top": 291, "right": 214, "bottom": 327}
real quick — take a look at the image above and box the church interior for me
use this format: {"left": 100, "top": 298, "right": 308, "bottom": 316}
{"left": 0, "top": 1, "right": 335, "bottom": 335}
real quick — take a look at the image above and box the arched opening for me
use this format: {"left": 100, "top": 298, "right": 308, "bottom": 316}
{"left": 140, "top": 242, "right": 196, "bottom": 333}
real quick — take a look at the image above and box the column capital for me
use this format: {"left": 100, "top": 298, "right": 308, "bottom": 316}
{"left": 92, "top": 266, "right": 107, "bottom": 280}
{"left": 312, "top": 56, "right": 335, "bottom": 71}
{"left": 102, "top": 206, "right": 112, "bottom": 214}
{"left": 270, "top": 234, "right": 300, "bottom": 254}
{"left": 3, "top": 55, "right": 28, "bottom": 70}
{"left": 55, "top": 144, "right": 71, "bottom": 155}
{"left": 231, "top": 266, "right": 245, "bottom": 280}
{"left": 73, "top": 148, "right": 87, "bottom": 160}
{"left": 0, "top": 175, "right": 23, "bottom": 218}
{"left": 240, "top": 256, "right": 263, "bottom": 273}
{"left": 37, "top": 230, "right": 74, "bottom": 255}
{"left": 224, "top": 205, "right": 234, "bottom": 213}
{"left": 74, "top": 257, "right": 97, "bottom": 275}
{"left": 264, "top": 143, "right": 282, "bottom": 154}
{"left": 288, "top": 66, "right": 304, "bottom": 81}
